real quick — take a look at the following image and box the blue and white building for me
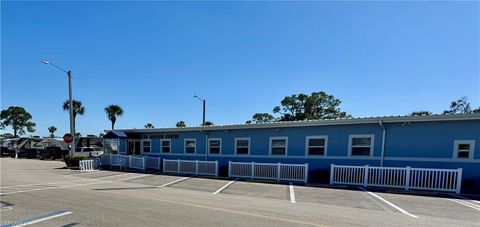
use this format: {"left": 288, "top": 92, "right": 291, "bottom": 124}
{"left": 103, "top": 113, "right": 480, "bottom": 189}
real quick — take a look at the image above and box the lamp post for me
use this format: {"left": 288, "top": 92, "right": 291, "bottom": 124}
{"left": 42, "top": 60, "right": 75, "bottom": 156}
{"left": 193, "top": 95, "right": 206, "bottom": 126}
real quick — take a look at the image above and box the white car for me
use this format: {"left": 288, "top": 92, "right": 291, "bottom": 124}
{"left": 77, "top": 147, "right": 104, "bottom": 157}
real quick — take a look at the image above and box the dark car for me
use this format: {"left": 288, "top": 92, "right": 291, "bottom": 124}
{"left": 1, "top": 139, "right": 15, "bottom": 157}
{"left": 17, "top": 149, "right": 40, "bottom": 159}
{"left": 40, "top": 146, "right": 69, "bottom": 160}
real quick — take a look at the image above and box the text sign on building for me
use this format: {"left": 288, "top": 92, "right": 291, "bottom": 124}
{"left": 143, "top": 134, "right": 180, "bottom": 139}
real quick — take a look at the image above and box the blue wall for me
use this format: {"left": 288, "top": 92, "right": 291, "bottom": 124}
{"left": 116, "top": 119, "right": 480, "bottom": 185}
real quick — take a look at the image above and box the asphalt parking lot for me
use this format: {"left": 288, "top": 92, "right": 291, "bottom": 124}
{"left": 1, "top": 158, "right": 479, "bottom": 226}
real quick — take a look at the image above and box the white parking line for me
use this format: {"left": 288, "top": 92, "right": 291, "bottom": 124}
{"left": 359, "top": 187, "right": 418, "bottom": 218}
{"left": 157, "top": 177, "right": 191, "bottom": 188}
{"left": 212, "top": 179, "right": 238, "bottom": 195}
{"left": 448, "top": 193, "right": 480, "bottom": 205}
{"left": 0, "top": 173, "right": 145, "bottom": 195}
{"left": 289, "top": 183, "right": 296, "bottom": 203}
{"left": 0, "top": 172, "right": 131, "bottom": 189}
{"left": 4, "top": 210, "right": 72, "bottom": 227}
{"left": 449, "top": 199, "right": 480, "bottom": 211}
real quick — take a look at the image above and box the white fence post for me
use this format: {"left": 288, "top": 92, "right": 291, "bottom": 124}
{"left": 228, "top": 161, "right": 231, "bottom": 178}
{"left": 177, "top": 159, "right": 180, "bottom": 174}
{"left": 128, "top": 156, "right": 132, "bottom": 169}
{"left": 158, "top": 157, "right": 161, "bottom": 170}
{"left": 162, "top": 159, "right": 166, "bottom": 172}
{"left": 143, "top": 157, "right": 146, "bottom": 171}
{"left": 363, "top": 165, "right": 369, "bottom": 187}
{"left": 110, "top": 155, "right": 112, "bottom": 170}
{"left": 330, "top": 164, "right": 335, "bottom": 185}
{"left": 405, "top": 166, "right": 411, "bottom": 190}
{"left": 456, "top": 168, "right": 463, "bottom": 194}
{"left": 305, "top": 163, "right": 309, "bottom": 183}
{"left": 195, "top": 160, "right": 199, "bottom": 175}
{"left": 277, "top": 163, "right": 281, "bottom": 181}
{"left": 215, "top": 161, "right": 218, "bottom": 177}
{"left": 251, "top": 162, "right": 255, "bottom": 179}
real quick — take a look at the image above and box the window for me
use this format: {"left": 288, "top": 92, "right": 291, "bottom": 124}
{"left": 235, "top": 138, "right": 250, "bottom": 155}
{"left": 270, "top": 137, "right": 288, "bottom": 155}
{"left": 306, "top": 136, "right": 328, "bottom": 156}
{"left": 161, "top": 139, "right": 171, "bottom": 153}
{"left": 142, "top": 140, "right": 151, "bottom": 153}
{"left": 208, "top": 138, "right": 221, "bottom": 154}
{"left": 349, "top": 135, "right": 374, "bottom": 156}
{"left": 454, "top": 140, "right": 475, "bottom": 159}
{"left": 184, "top": 139, "right": 196, "bottom": 154}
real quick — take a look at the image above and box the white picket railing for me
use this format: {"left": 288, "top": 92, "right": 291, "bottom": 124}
{"left": 330, "top": 164, "right": 463, "bottom": 193}
{"left": 101, "top": 154, "right": 145, "bottom": 171}
{"left": 228, "top": 161, "right": 308, "bottom": 183}
{"left": 145, "top": 156, "right": 161, "bottom": 170}
{"left": 163, "top": 159, "right": 218, "bottom": 176}
{"left": 79, "top": 159, "right": 97, "bottom": 172}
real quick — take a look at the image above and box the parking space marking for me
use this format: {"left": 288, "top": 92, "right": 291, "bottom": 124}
{"left": 0, "top": 172, "right": 131, "bottom": 189}
{"left": 157, "top": 177, "right": 191, "bottom": 188}
{"left": 448, "top": 193, "right": 480, "bottom": 205}
{"left": 289, "top": 183, "right": 296, "bottom": 203}
{"left": 212, "top": 179, "right": 238, "bottom": 195}
{"left": 1, "top": 210, "right": 72, "bottom": 227}
{"left": 359, "top": 187, "right": 418, "bottom": 218}
{"left": 151, "top": 198, "right": 327, "bottom": 227}
{"left": 449, "top": 199, "right": 480, "bottom": 211}
{"left": 0, "top": 173, "right": 146, "bottom": 195}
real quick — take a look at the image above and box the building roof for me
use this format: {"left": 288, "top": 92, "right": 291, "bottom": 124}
{"left": 111, "top": 113, "right": 480, "bottom": 133}
{"left": 103, "top": 130, "right": 128, "bottom": 138}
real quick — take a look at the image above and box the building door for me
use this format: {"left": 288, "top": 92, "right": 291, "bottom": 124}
{"left": 127, "top": 140, "right": 141, "bottom": 155}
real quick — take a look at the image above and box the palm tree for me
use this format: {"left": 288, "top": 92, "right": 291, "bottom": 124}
{"left": 63, "top": 100, "right": 85, "bottom": 129}
{"left": 104, "top": 105, "right": 124, "bottom": 130}
{"left": 48, "top": 126, "right": 57, "bottom": 137}
{"left": 145, "top": 123, "right": 154, "bottom": 129}
{"left": 176, "top": 121, "right": 186, "bottom": 128}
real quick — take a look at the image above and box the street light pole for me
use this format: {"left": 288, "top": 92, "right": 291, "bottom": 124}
{"left": 42, "top": 60, "right": 75, "bottom": 157}
{"left": 194, "top": 95, "right": 206, "bottom": 126}
{"left": 67, "top": 70, "right": 76, "bottom": 156}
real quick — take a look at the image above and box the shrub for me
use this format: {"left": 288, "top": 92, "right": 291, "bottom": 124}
{"left": 64, "top": 154, "right": 89, "bottom": 167}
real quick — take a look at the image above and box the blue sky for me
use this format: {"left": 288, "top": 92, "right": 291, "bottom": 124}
{"left": 1, "top": 1, "right": 479, "bottom": 136}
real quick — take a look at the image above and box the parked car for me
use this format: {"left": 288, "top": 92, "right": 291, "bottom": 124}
{"left": 17, "top": 149, "right": 40, "bottom": 159}
{"left": 39, "top": 138, "right": 69, "bottom": 160}
{"left": 75, "top": 147, "right": 103, "bottom": 157}
{"left": 0, "top": 139, "right": 16, "bottom": 157}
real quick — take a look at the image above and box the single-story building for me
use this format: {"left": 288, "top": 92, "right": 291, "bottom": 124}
{"left": 103, "top": 113, "right": 480, "bottom": 190}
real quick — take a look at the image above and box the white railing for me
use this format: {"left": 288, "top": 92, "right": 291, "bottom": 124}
{"left": 330, "top": 164, "right": 463, "bottom": 193}
{"left": 101, "top": 154, "right": 145, "bottom": 171}
{"left": 79, "top": 159, "right": 97, "bottom": 172}
{"left": 163, "top": 159, "right": 218, "bottom": 176}
{"left": 145, "top": 156, "right": 161, "bottom": 170}
{"left": 228, "top": 161, "right": 308, "bottom": 183}
{"left": 130, "top": 156, "right": 146, "bottom": 171}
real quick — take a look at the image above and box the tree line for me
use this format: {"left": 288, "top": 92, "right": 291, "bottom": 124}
{"left": 1, "top": 93, "right": 479, "bottom": 138}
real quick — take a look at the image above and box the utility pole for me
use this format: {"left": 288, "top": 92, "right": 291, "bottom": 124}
{"left": 202, "top": 99, "right": 206, "bottom": 126}
{"left": 42, "top": 60, "right": 75, "bottom": 157}
{"left": 68, "top": 70, "right": 75, "bottom": 156}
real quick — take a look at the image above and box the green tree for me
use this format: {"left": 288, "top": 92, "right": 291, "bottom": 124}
{"left": 410, "top": 111, "right": 432, "bottom": 116}
{"left": 272, "top": 91, "right": 349, "bottom": 121}
{"left": 204, "top": 121, "right": 214, "bottom": 126}
{"left": 251, "top": 113, "right": 276, "bottom": 123}
{"left": 443, "top": 97, "right": 473, "bottom": 114}
{"left": 176, "top": 121, "right": 186, "bottom": 128}
{"left": 0, "top": 106, "right": 36, "bottom": 137}
{"left": 63, "top": 100, "right": 85, "bottom": 129}
{"left": 48, "top": 126, "right": 57, "bottom": 137}
{"left": 145, "top": 123, "right": 154, "bottom": 129}
{"left": 104, "top": 105, "right": 124, "bottom": 130}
